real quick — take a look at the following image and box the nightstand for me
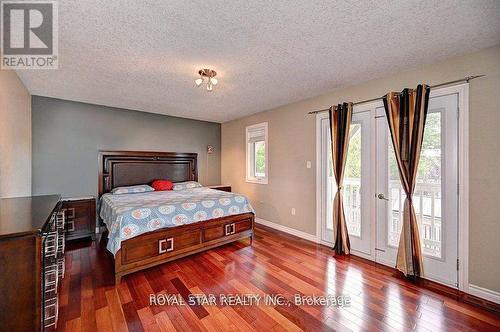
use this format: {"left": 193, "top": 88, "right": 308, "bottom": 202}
{"left": 61, "top": 196, "right": 96, "bottom": 241}
{"left": 209, "top": 185, "right": 232, "bottom": 192}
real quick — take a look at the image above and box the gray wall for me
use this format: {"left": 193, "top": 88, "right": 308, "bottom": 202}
{"left": 32, "top": 96, "right": 221, "bottom": 197}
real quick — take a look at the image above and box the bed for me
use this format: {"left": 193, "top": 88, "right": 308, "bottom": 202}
{"left": 98, "top": 151, "right": 255, "bottom": 284}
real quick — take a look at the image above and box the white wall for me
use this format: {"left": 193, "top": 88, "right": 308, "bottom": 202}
{"left": 0, "top": 70, "right": 31, "bottom": 198}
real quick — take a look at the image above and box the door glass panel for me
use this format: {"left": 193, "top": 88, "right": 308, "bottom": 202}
{"left": 326, "top": 134, "right": 334, "bottom": 232}
{"left": 387, "top": 111, "right": 442, "bottom": 258}
{"left": 345, "top": 123, "right": 362, "bottom": 237}
{"left": 327, "top": 123, "right": 362, "bottom": 237}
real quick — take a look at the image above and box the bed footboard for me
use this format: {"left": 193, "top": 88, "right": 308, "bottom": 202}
{"left": 113, "top": 213, "right": 254, "bottom": 284}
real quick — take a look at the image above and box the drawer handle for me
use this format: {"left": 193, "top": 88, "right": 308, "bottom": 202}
{"left": 56, "top": 211, "right": 65, "bottom": 230}
{"left": 65, "top": 208, "right": 75, "bottom": 232}
{"left": 66, "top": 208, "right": 75, "bottom": 219}
{"left": 158, "top": 237, "right": 174, "bottom": 254}
{"left": 158, "top": 239, "right": 166, "bottom": 254}
{"left": 166, "top": 238, "right": 174, "bottom": 252}
{"left": 225, "top": 223, "right": 236, "bottom": 235}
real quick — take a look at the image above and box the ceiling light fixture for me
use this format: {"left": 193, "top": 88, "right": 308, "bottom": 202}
{"left": 195, "top": 68, "right": 218, "bottom": 92}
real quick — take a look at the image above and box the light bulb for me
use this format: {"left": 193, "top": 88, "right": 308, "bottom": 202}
{"left": 206, "top": 82, "right": 213, "bottom": 91}
{"left": 210, "top": 77, "right": 218, "bottom": 85}
{"left": 195, "top": 77, "right": 203, "bottom": 86}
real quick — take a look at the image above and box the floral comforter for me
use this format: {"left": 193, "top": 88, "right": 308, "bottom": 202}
{"left": 99, "top": 187, "right": 254, "bottom": 255}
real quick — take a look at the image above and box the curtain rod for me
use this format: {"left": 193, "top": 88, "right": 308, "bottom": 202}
{"left": 308, "top": 75, "right": 485, "bottom": 115}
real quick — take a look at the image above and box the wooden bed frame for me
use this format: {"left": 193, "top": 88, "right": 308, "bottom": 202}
{"left": 98, "top": 150, "right": 254, "bottom": 284}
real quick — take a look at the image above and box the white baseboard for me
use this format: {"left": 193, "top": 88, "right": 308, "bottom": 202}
{"left": 468, "top": 284, "right": 500, "bottom": 304}
{"left": 255, "top": 218, "right": 319, "bottom": 243}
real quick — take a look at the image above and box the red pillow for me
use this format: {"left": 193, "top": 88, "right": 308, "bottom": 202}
{"left": 151, "top": 180, "right": 173, "bottom": 191}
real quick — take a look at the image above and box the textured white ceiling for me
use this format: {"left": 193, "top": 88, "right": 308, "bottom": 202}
{"left": 17, "top": 0, "right": 500, "bottom": 123}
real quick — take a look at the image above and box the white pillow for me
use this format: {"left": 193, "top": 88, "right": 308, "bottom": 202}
{"left": 111, "top": 184, "right": 154, "bottom": 195}
{"left": 172, "top": 181, "right": 203, "bottom": 191}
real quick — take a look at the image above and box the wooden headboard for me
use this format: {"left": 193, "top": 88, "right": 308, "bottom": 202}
{"left": 98, "top": 150, "right": 198, "bottom": 197}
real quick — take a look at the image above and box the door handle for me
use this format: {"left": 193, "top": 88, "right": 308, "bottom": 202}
{"left": 377, "top": 193, "right": 389, "bottom": 201}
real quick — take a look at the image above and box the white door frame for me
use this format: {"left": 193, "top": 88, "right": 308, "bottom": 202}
{"left": 315, "top": 113, "right": 327, "bottom": 246}
{"left": 456, "top": 83, "right": 469, "bottom": 293}
{"left": 315, "top": 83, "right": 469, "bottom": 292}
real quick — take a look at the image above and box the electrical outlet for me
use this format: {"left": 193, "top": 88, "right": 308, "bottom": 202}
{"left": 306, "top": 161, "right": 311, "bottom": 169}
{"left": 291, "top": 208, "right": 296, "bottom": 216}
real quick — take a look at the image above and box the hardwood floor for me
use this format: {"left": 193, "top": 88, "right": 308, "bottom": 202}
{"left": 56, "top": 225, "right": 500, "bottom": 332}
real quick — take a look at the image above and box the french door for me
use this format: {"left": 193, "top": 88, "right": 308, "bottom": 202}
{"left": 318, "top": 86, "right": 462, "bottom": 287}
{"left": 318, "top": 108, "right": 372, "bottom": 259}
{"left": 375, "top": 91, "right": 459, "bottom": 287}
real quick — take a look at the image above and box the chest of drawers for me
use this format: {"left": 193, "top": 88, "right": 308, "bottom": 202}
{"left": 0, "top": 195, "right": 64, "bottom": 332}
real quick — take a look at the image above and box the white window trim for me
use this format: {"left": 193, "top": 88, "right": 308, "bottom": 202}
{"left": 246, "top": 122, "right": 268, "bottom": 184}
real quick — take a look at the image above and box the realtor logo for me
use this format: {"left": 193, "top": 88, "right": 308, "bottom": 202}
{"left": 1, "top": 1, "right": 58, "bottom": 69}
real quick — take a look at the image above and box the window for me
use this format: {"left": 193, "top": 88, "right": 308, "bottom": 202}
{"left": 246, "top": 122, "right": 268, "bottom": 184}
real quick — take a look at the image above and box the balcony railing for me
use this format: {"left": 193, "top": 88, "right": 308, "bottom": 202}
{"left": 328, "top": 177, "right": 442, "bottom": 258}
{"left": 328, "top": 177, "right": 361, "bottom": 237}
{"left": 388, "top": 180, "right": 442, "bottom": 258}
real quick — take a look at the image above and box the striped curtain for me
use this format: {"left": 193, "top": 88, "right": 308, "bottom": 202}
{"left": 383, "top": 84, "right": 430, "bottom": 277}
{"left": 329, "top": 102, "right": 353, "bottom": 255}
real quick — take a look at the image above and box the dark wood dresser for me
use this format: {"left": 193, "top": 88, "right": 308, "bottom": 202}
{"left": 0, "top": 195, "right": 64, "bottom": 332}
{"left": 61, "top": 197, "right": 96, "bottom": 241}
